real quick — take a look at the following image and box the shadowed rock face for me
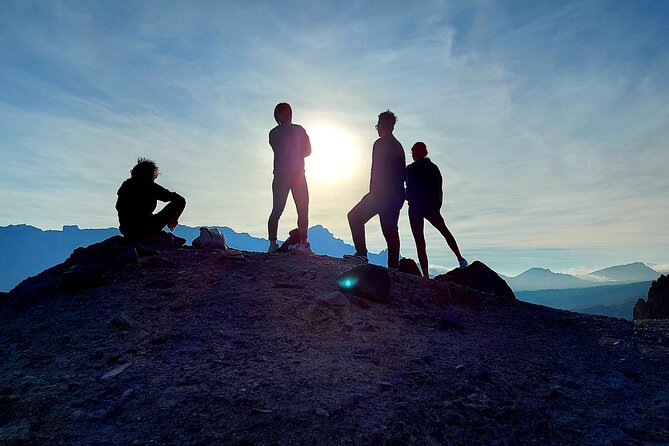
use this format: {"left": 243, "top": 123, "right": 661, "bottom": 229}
{"left": 1, "top": 240, "right": 668, "bottom": 445}
{"left": 434, "top": 261, "right": 516, "bottom": 303}
{"left": 634, "top": 274, "right": 669, "bottom": 320}
{"left": 8, "top": 234, "right": 187, "bottom": 308}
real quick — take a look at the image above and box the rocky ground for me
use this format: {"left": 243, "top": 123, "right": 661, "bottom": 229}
{"left": 1, "top": 244, "right": 668, "bottom": 445}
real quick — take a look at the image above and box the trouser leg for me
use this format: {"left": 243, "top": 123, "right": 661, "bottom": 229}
{"left": 150, "top": 199, "right": 185, "bottom": 233}
{"left": 409, "top": 206, "right": 428, "bottom": 276}
{"left": 425, "top": 210, "right": 464, "bottom": 261}
{"left": 291, "top": 173, "right": 309, "bottom": 242}
{"left": 379, "top": 198, "right": 403, "bottom": 269}
{"left": 268, "top": 175, "right": 291, "bottom": 242}
{"left": 347, "top": 193, "right": 378, "bottom": 256}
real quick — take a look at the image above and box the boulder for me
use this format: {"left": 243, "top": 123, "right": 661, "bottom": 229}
{"left": 337, "top": 264, "right": 391, "bottom": 303}
{"left": 633, "top": 274, "right": 669, "bottom": 320}
{"left": 434, "top": 261, "right": 515, "bottom": 303}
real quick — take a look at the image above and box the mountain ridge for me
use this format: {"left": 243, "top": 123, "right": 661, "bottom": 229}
{"left": 1, "top": 240, "right": 668, "bottom": 444}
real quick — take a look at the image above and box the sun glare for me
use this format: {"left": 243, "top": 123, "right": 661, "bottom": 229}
{"left": 306, "top": 125, "right": 358, "bottom": 182}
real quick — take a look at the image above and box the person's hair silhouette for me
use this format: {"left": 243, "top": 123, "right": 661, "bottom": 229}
{"left": 406, "top": 142, "right": 467, "bottom": 276}
{"left": 267, "top": 103, "right": 312, "bottom": 252}
{"left": 115, "top": 157, "right": 186, "bottom": 243}
{"left": 345, "top": 110, "right": 406, "bottom": 268}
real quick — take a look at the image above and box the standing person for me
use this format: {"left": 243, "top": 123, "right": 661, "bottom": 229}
{"left": 406, "top": 142, "right": 467, "bottom": 277}
{"left": 345, "top": 110, "right": 406, "bottom": 268}
{"left": 116, "top": 157, "right": 186, "bottom": 244}
{"left": 267, "top": 102, "right": 312, "bottom": 253}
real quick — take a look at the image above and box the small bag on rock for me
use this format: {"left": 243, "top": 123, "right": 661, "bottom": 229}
{"left": 398, "top": 258, "right": 422, "bottom": 276}
{"left": 192, "top": 227, "right": 228, "bottom": 249}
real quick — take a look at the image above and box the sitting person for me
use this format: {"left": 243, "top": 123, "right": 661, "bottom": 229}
{"left": 115, "top": 158, "right": 186, "bottom": 244}
{"left": 406, "top": 142, "right": 467, "bottom": 277}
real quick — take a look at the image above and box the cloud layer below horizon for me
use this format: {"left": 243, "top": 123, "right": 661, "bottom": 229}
{"left": 1, "top": 1, "right": 668, "bottom": 275}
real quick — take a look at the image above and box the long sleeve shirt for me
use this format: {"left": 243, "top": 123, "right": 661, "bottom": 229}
{"left": 406, "top": 157, "right": 443, "bottom": 210}
{"left": 116, "top": 178, "right": 183, "bottom": 228}
{"left": 269, "top": 123, "right": 311, "bottom": 176}
{"left": 370, "top": 133, "right": 406, "bottom": 202}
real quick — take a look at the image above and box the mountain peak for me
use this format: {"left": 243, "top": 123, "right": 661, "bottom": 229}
{"left": 525, "top": 267, "right": 553, "bottom": 274}
{"left": 507, "top": 267, "right": 589, "bottom": 291}
{"left": 591, "top": 262, "right": 659, "bottom": 282}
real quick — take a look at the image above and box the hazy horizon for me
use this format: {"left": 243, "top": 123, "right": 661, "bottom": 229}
{"left": 1, "top": 2, "right": 668, "bottom": 277}
{"left": 3, "top": 220, "right": 667, "bottom": 279}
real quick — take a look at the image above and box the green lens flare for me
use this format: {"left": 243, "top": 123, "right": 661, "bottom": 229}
{"left": 339, "top": 277, "right": 357, "bottom": 289}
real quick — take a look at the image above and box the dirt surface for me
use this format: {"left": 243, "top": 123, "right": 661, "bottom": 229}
{"left": 1, "top": 247, "right": 668, "bottom": 445}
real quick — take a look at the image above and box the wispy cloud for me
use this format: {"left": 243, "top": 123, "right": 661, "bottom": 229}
{"left": 0, "top": 1, "right": 667, "bottom": 272}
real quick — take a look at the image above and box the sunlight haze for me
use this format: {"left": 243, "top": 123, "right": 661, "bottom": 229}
{"left": 1, "top": 1, "right": 668, "bottom": 275}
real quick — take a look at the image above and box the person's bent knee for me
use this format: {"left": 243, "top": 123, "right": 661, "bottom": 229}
{"left": 347, "top": 209, "right": 356, "bottom": 224}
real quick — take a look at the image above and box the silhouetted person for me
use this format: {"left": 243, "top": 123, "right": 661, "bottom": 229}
{"left": 345, "top": 110, "right": 406, "bottom": 268}
{"left": 267, "top": 102, "right": 312, "bottom": 253}
{"left": 406, "top": 142, "right": 467, "bottom": 277}
{"left": 116, "top": 158, "right": 186, "bottom": 243}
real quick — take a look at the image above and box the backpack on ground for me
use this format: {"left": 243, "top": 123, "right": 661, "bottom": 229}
{"left": 398, "top": 258, "right": 422, "bottom": 276}
{"left": 277, "top": 228, "right": 300, "bottom": 252}
{"left": 192, "top": 227, "right": 228, "bottom": 249}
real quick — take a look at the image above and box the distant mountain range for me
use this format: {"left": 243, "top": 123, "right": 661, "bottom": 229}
{"left": 516, "top": 281, "right": 653, "bottom": 321}
{"left": 501, "top": 263, "right": 660, "bottom": 292}
{"left": 0, "top": 224, "right": 387, "bottom": 292}
{"left": 501, "top": 268, "right": 591, "bottom": 291}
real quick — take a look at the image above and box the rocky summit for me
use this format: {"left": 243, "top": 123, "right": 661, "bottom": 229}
{"left": 1, "top": 238, "right": 668, "bottom": 445}
{"left": 634, "top": 274, "right": 669, "bottom": 320}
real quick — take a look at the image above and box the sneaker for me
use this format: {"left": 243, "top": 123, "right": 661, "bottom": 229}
{"left": 267, "top": 241, "right": 279, "bottom": 253}
{"left": 459, "top": 259, "right": 468, "bottom": 269}
{"left": 343, "top": 252, "right": 368, "bottom": 263}
{"left": 293, "top": 241, "right": 314, "bottom": 254}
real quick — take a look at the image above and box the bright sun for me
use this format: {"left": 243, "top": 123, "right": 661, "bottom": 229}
{"left": 305, "top": 124, "right": 358, "bottom": 182}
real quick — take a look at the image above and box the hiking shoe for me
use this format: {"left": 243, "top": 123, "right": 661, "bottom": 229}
{"left": 343, "top": 252, "right": 368, "bottom": 263}
{"left": 267, "top": 242, "right": 279, "bottom": 253}
{"left": 172, "top": 235, "right": 187, "bottom": 247}
{"left": 459, "top": 259, "right": 468, "bottom": 269}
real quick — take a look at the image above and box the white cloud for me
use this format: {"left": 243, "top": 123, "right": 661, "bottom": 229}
{"left": 649, "top": 264, "right": 669, "bottom": 274}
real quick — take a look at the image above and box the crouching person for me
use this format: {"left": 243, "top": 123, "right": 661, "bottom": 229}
{"left": 116, "top": 158, "right": 186, "bottom": 245}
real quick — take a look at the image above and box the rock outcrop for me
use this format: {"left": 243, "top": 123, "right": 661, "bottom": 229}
{"left": 633, "top": 274, "right": 669, "bottom": 320}
{"left": 434, "top": 260, "right": 516, "bottom": 303}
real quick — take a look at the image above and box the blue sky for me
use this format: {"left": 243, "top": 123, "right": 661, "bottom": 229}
{"left": 1, "top": 1, "right": 668, "bottom": 275}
